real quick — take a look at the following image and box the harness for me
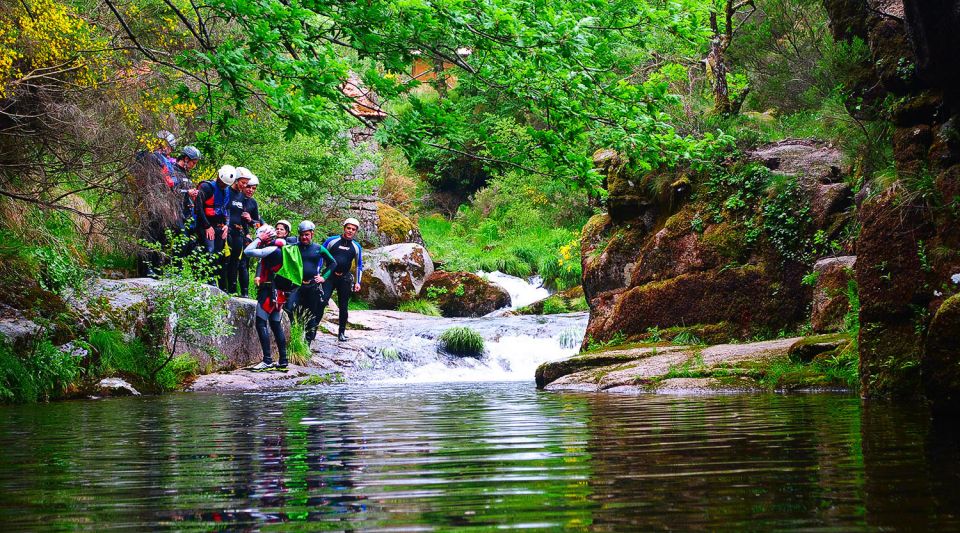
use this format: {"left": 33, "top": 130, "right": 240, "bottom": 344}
{"left": 200, "top": 180, "right": 230, "bottom": 218}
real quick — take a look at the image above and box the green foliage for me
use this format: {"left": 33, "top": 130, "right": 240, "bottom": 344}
{"left": 672, "top": 331, "right": 704, "bottom": 346}
{"left": 541, "top": 298, "right": 570, "bottom": 316}
{"left": 802, "top": 271, "right": 820, "bottom": 287}
{"left": 699, "top": 162, "right": 815, "bottom": 263}
{"left": 645, "top": 326, "right": 663, "bottom": 343}
{"left": 141, "top": 232, "right": 233, "bottom": 379}
{"left": 397, "top": 299, "right": 442, "bottom": 317}
{"left": 586, "top": 331, "right": 628, "bottom": 352}
{"left": 0, "top": 339, "right": 81, "bottom": 404}
{"left": 87, "top": 327, "right": 198, "bottom": 392}
{"left": 288, "top": 314, "right": 314, "bottom": 367}
{"left": 31, "top": 247, "right": 88, "bottom": 295}
{"left": 438, "top": 327, "right": 485, "bottom": 357}
{"left": 419, "top": 174, "right": 588, "bottom": 289}
{"left": 348, "top": 299, "right": 371, "bottom": 311}
{"left": 299, "top": 372, "right": 346, "bottom": 386}
{"left": 425, "top": 285, "right": 449, "bottom": 300}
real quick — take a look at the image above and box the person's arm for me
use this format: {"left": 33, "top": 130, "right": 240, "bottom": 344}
{"left": 319, "top": 246, "right": 337, "bottom": 280}
{"left": 195, "top": 182, "right": 212, "bottom": 229}
{"left": 244, "top": 237, "right": 278, "bottom": 258}
{"left": 354, "top": 242, "right": 363, "bottom": 290}
{"left": 247, "top": 199, "right": 261, "bottom": 228}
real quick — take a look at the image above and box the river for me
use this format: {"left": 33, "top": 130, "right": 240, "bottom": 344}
{"left": 1, "top": 383, "right": 958, "bottom": 530}
{"left": 2, "top": 275, "right": 959, "bottom": 530}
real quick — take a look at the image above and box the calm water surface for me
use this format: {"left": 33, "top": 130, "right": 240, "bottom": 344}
{"left": 0, "top": 383, "right": 958, "bottom": 531}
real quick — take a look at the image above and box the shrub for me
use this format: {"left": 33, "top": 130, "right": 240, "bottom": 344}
{"left": 0, "top": 339, "right": 81, "bottom": 403}
{"left": 438, "top": 327, "right": 485, "bottom": 357}
{"left": 397, "top": 299, "right": 442, "bottom": 316}
{"left": 672, "top": 331, "right": 704, "bottom": 346}
{"left": 541, "top": 297, "right": 569, "bottom": 315}
{"left": 287, "top": 313, "right": 314, "bottom": 366}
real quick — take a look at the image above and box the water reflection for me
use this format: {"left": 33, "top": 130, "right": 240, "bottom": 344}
{"left": 0, "top": 384, "right": 957, "bottom": 530}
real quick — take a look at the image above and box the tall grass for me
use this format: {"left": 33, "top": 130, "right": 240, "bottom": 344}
{"left": 288, "top": 315, "right": 313, "bottom": 366}
{"left": 438, "top": 327, "right": 485, "bottom": 357}
{"left": 397, "top": 298, "right": 442, "bottom": 316}
{"left": 420, "top": 214, "right": 583, "bottom": 289}
{"left": 88, "top": 327, "right": 197, "bottom": 392}
{"left": 0, "top": 340, "right": 81, "bottom": 403}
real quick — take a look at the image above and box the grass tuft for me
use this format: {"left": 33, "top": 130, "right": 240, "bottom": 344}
{"left": 397, "top": 298, "right": 442, "bottom": 316}
{"left": 438, "top": 326, "right": 485, "bottom": 357}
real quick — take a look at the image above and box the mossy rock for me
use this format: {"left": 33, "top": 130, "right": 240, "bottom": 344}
{"left": 923, "top": 294, "right": 960, "bottom": 414}
{"left": 516, "top": 286, "right": 587, "bottom": 315}
{"left": 376, "top": 202, "right": 423, "bottom": 245}
{"left": 788, "top": 333, "right": 851, "bottom": 363}
{"left": 421, "top": 271, "right": 510, "bottom": 317}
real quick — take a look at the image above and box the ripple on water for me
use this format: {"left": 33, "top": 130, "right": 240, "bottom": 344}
{"left": 0, "top": 383, "right": 958, "bottom": 531}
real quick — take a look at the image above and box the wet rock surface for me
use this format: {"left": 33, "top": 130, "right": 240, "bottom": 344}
{"left": 358, "top": 243, "right": 434, "bottom": 308}
{"left": 811, "top": 256, "right": 856, "bottom": 333}
{"left": 421, "top": 271, "right": 511, "bottom": 317}
{"left": 537, "top": 335, "right": 854, "bottom": 393}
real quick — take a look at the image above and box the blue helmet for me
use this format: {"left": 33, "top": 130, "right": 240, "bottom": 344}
{"left": 181, "top": 146, "right": 202, "bottom": 161}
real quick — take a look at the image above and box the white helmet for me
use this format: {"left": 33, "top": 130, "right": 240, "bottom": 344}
{"left": 256, "top": 224, "right": 275, "bottom": 240}
{"left": 343, "top": 217, "right": 361, "bottom": 229}
{"left": 218, "top": 164, "right": 237, "bottom": 186}
{"left": 157, "top": 130, "right": 177, "bottom": 148}
{"left": 246, "top": 174, "right": 259, "bottom": 186}
{"left": 236, "top": 166, "right": 253, "bottom": 180}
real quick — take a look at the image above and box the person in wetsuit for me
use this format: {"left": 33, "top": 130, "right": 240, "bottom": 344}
{"left": 318, "top": 218, "right": 364, "bottom": 342}
{"left": 244, "top": 224, "right": 289, "bottom": 372}
{"left": 237, "top": 175, "right": 261, "bottom": 297}
{"left": 196, "top": 165, "right": 239, "bottom": 288}
{"left": 285, "top": 220, "right": 337, "bottom": 344}
{"left": 225, "top": 167, "right": 260, "bottom": 296}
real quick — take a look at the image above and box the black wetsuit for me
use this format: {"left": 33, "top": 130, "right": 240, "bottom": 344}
{"left": 195, "top": 180, "right": 232, "bottom": 288}
{"left": 225, "top": 188, "right": 260, "bottom": 296}
{"left": 244, "top": 238, "right": 287, "bottom": 366}
{"left": 286, "top": 242, "right": 337, "bottom": 342}
{"left": 318, "top": 235, "right": 364, "bottom": 337}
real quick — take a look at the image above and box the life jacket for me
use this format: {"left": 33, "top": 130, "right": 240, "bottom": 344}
{"left": 257, "top": 256, "right": 288, "bottom": 314}
{"left": 201, "top": 180, "right": 230, "bottom": 218}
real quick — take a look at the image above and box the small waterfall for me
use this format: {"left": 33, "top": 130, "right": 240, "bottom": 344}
{"left": 380, "top": 330, "right": 583, "bottom": 384}
{"left": 333, "top": 313, "right": 588, "bottom": 384}
{"left": 479, "top": 271, "right": 550, "bottom": 309}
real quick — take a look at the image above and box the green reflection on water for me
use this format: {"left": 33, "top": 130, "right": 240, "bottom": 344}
{"left": 0, "top": 385, "right": 957, "bottom": 531}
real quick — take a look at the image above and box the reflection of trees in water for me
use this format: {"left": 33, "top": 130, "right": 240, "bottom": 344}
{"left": 582, "top": 394, "right": 831, "bottom": 529}
{"left": 2, "top": 390, "right": 959, "bottom": 530}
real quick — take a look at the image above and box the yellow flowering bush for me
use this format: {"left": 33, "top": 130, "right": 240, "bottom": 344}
{"left": 0, "top": 0, "right": 104, "bottom": 95}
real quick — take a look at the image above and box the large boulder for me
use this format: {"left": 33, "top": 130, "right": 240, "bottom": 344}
{"left": 923, "top": 294, "right": 960, "bottom": 415}
{"left": 376, "top": 202, "right": 424, "bottom": 246}
{"left": 68, "top": 278, "right": 288, "bottom": 372}
{"left": 811, "top": 256, "right": 856, "bottom": 333}
{"left": 357, "top": 243, "right": 434, "bottom": 308}
{"left": 746, "top": 139, "right": 852, "bottom": 228}
{"left": 421, "top": 271, "right": 511, "bottom": 317}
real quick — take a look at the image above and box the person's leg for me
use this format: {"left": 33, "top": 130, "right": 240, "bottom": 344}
{"left": 225, "top": 229, "right": 244, "bottom": 294}
{"left": 302, "top": 284, "right": 323, "bottom": 343}
{"left": 214, "top": 229, "right": 229, "bottom": 290}
{"left": 269, "top": 316, "right": 287, "bottom": 367}
{"left": 255, "top": 316, "right": 273, "bottom": 364}
{"left": 238, "top": 254, "right": 250, "bottom": 298}
{"left": 336, "top": 276, "right": 351, "bottom": 337}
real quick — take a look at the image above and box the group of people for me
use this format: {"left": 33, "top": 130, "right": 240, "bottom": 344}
{"left": 135, "top": 131, "right": 365, "bottom": 372}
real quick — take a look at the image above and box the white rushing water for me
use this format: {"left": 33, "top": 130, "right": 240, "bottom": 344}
{"left": 381, "top": 330, "right": 583, "bottom": 384}
{"left": 479, "top": 271, "right": 550, "bottom": 309}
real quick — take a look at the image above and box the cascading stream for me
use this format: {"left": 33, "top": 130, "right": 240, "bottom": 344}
{"left": 319, "top": 275, "right": 586, "bottom": 384}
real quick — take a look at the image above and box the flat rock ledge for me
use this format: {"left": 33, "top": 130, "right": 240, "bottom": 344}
{"left": 537, "top": 337, "right": 850, "bottom": 393}
{"left": 190, "top": 365, "right": 342, "bottom": 392}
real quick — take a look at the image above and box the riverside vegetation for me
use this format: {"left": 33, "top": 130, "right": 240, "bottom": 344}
{"left": 1, "top": 0, "right": 958, "bottom": 413}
